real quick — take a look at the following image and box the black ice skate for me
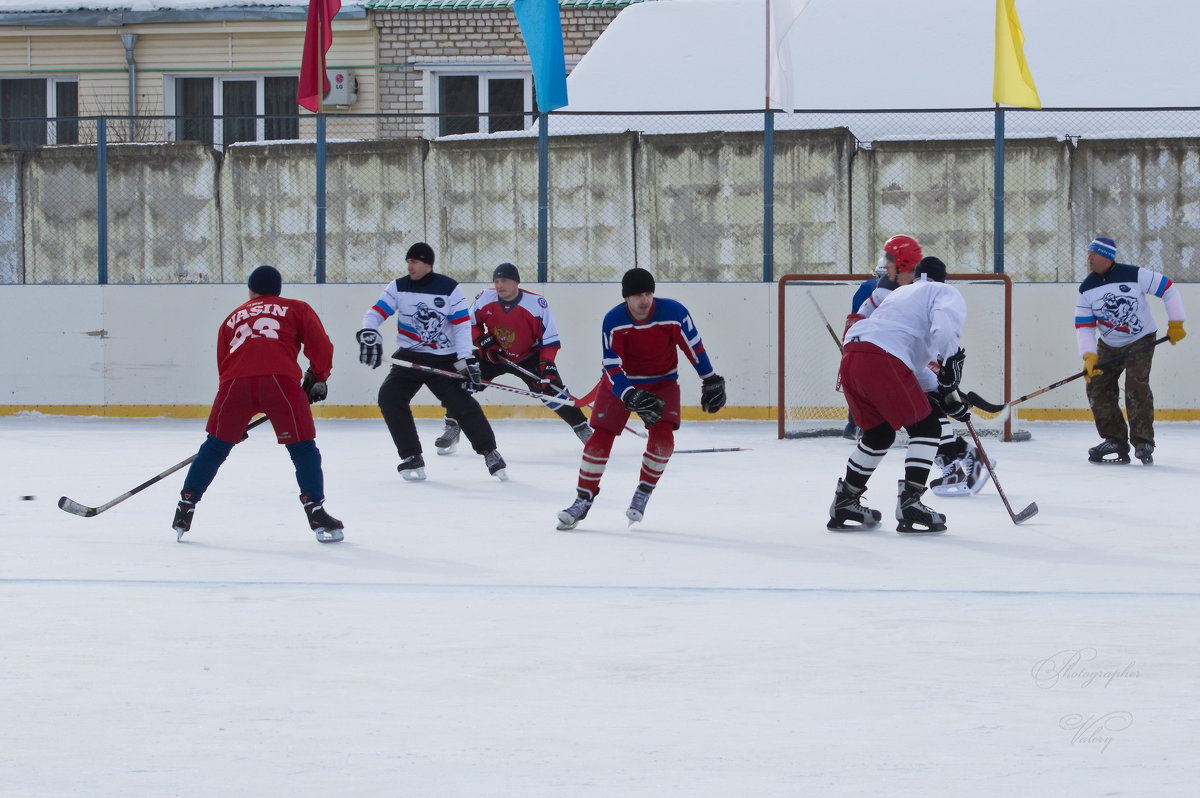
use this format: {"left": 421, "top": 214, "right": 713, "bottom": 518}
{"left": 557, "top": 489, "right": 594, "bottom": 531}
{"left": 572, "top": 422, "right": 593, "bottom": 444}
{"left": 434, "top": 417, "right": 460, "bottom": 456}
{"left": 826, "top": 478, "right": 882, "bottom": 531}
{"left": 484, "top": 449, "right": 508, "bottom": 481}
{"left": 895, "top": 480, "right": 947, "bottom": 535}
{"left": 1134, "top": 443, "right": 1154, "bottom": 465}
{"left": 1088, "top": 440, "right": 1131, "bottom": 465}
{"left": 398, "top": 453, "right": 427, "bottom": 481}
{"left": 301, "top": 494, "right": 344, "bottom": 543}
{"left": 172, "top": 490, "right": 197, "bottom": 541}
{"left": 626, "top": 482, "right": 653, "bottom": 525}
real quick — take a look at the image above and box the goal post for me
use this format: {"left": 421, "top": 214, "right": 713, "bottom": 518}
{"left": 777, "top": 273, "right": 1020, "bottom": 441}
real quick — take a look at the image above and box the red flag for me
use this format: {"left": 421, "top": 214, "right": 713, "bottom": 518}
{"left": 298, "top": 0, "right": 341, "bottom": 112}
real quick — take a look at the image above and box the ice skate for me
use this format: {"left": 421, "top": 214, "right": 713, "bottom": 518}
{"left": 626, "top": 482, "right": 653, "bottom": 525}
{"left": 896, "top": 479, "right": 947, "bottom": 535}
{"left": 484, "top": 449, "right": 508, "bottom": 481}
{"left": 557, "top": 489, "right": 594, "bottom": 531}
{"left": 1088, "top": 440, "right": 1130, "bottom": 465}
{"left": 931, "top": 445, "right": 996, "bottom": 497}
{"left": 1134, "top": 443, "right": 1154, "bottom": 465}
{"left": 826, "top": 478, "right": 882, "bottom": 531}
{"left": 301, "top": 494, "right": 344, "bottom": 543}
{"left": 434, "top": 417, "right": 460, "bottom": 456}
{"left": 398, "top": 453, "right": 427, "bottom": 481}
{"left": 572, "top": 421, "right": 593, "bottom": 444}
{"left": 172, "top": 490, "right": 196, "bottom": 541}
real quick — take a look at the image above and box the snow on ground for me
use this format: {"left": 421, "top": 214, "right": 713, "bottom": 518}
{"left": 3, "top": 414, "right": 1198, "bottom": 797}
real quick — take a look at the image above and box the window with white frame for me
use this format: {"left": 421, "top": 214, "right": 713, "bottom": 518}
{"left": 167, "top": 75, "right": 300, "bottom": 148}
{"left": 0, "top": 77, "right": 78, "bottom": 150}
{"left": 423, "top": 65, "right": 537, "bottom": 137}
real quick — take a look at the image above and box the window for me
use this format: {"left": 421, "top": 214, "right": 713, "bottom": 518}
{"left": 429, "top": 69, "right": 537, "bottom": 137}
{"left": 0, "top": 77, "right": 78, "bottom": 150}
{"left": 169, "top": 75, "right": 299, "bottom": 148}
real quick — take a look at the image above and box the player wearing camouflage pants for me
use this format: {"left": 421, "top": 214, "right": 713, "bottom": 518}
{"left": 1087, "top": 338, "right": 1155, "bottom": 453}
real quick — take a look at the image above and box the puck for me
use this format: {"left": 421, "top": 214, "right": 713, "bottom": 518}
{"left": 20, "top": 495, "right": 36, "bottom": 501}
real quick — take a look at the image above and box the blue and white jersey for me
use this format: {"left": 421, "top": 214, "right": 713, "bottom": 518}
{"left": 1075, "top": 262, "right": 1185, "bottom": 355}
{"left": 855, "top": 275, "right": 900, "bottom": 317}
{"left": 362, "top": 273, "right": 473, "bottom": 359}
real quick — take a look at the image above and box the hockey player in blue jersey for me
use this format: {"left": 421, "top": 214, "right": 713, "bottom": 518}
{"left": 556, "top": 268, "right": 726, "bottom": 530}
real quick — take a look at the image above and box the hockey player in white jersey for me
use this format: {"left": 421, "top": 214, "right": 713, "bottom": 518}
{"left": 828, "top": 252, "right": 969, "bottom": 534}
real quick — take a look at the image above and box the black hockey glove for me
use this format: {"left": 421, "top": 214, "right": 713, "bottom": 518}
{"left": 623, "top": 388, "right": 666, "bottom": 428}
{"left": 356, "top": 328, "right": 382, "bottom": 369}
{"left": 700, "top": 374, "right": 726, "bottom": 414}
{"left": 537, "top": 360, "right": 560, "bottom": 393}
{"left": 939, "top": 387, "right": 971, "bottom": 422}
{"left": 938, "top": 348, "right": 966, "bottom": 391}
{"left": 474, "top": 333, "right": 504, "bottom": 364}
{"left": 456, "top": 357, "right": 484, "bottom": 393}
{"left": 301, "top": 368, "right": 328, "bottom": 404}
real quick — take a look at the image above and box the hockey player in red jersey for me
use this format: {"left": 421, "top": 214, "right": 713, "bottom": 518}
{"left": 173, "top": 265, "right": 343, "bottom": 543}
{"left": 433, "top": 262, "right": 592, "bottom": 455}
{"left": 556, "top": 268, "right": 726, "bottom": 530}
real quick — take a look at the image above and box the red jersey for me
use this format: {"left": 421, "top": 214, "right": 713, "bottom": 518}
{"left": 215, "top": 296, "right": 334, "bottom": 384}
{"left": 470, "top": 288, "right": 562, "bottom": 363}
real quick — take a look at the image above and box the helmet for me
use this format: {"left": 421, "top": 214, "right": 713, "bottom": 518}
{"left": 883, "top": 234, "right": 923, "bottom": 272}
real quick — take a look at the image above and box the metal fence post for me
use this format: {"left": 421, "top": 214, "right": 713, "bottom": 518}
{"left": 97, "top": 117, "right": 108, "bottom": 285}
{"left": 993, "top": 106, "right": 1005, "bottom": 274}
{"left": 537, "top": 112, "right": 549, "bottom": 282}
{"left": 315, "top": 114, "right": 327, "bottom": 284}
{"left": 762, "top": 109, "right": 775, "bottom": 282}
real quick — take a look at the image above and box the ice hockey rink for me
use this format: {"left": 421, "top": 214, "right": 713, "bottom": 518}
{"left": 3, "top": 414, "right": 1197, "bottom": 797}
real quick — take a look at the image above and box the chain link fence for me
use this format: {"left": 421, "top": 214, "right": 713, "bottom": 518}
{"left": 3, "top": 107, "right": 1200, "bottom": 285}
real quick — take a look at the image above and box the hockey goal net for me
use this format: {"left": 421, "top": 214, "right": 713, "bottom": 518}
{"left": 777, "top": 273, "right": 1024, "bottom": 441}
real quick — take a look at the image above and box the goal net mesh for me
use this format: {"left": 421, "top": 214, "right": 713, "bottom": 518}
{"left": 777, "top": 274, "right": 1027, "bottom": 441}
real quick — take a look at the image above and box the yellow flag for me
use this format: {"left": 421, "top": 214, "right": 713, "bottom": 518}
{"left": 993, "top": 0, "right": 1041, "bottom": 109}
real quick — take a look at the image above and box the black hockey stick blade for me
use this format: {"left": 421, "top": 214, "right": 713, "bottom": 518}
{"left": 966, "top": 391, "right": 1006, "bottom": 413}
{"left": 1013, "top": 502, "right": 1039, "bottom": 524}
{"left": 57, "top": 496, "right": 98, "bottom": 517}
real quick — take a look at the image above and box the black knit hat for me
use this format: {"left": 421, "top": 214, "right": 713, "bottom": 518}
{"left": 406, "top": 242, "right": 435, "bottom": 265}
{"left": 915, "top": 256, "right": 947, "bottom": 283}
{"left": 621, "top": 267, "right": 656, "bottom": 297}
{"left": 492, "top": 262, "right": 520, "bottom": 282}
{"left": 247, "top": 264, "right": 282, "bottom": 296}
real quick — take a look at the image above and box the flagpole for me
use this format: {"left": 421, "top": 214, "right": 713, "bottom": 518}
{"left": 314, "top": 2, "right": 327, "bottom": 283}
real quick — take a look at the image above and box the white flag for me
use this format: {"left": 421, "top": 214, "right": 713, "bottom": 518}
{"left": 768, "top": 0, "right": 812, "bottom": 113}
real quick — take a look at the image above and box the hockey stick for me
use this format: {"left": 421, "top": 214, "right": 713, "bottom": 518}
{"left": 962, "top": 417, "right": 1038, "bottom": 524}
{"left": 58, "top": 415, "right": 271, "bottom": 518}
{"left": 498, "top": 356, "right": 647, "bottom": 438}
{"left": 805, "top": 289, "right": 844, "bottom": 353}
{"left": 967, "top": 335, "right": 1169, "bottom": 416}
{"left": 386, "top": 357, "right": 593, "bottom": 409}
{"left": 675, "top": 447, "right": 749, "bottom": 454}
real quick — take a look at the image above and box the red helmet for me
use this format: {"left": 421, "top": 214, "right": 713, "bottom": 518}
{"left": 883, "top": 234, "right": 923, "bottom": 272}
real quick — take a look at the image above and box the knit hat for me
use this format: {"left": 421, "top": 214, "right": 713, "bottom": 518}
{"left": 492, "top": 262, "right": 520, "bottom": 282}
{"left": 406, "top": 242, "right": 435, "bottom": 265}
{"left": 247, "top": 264, "right": 282, "bottom": 296}
{"left": 621, "top": 267, "right": 656, "bottom": 297}
{"left": 915, "top": 256, "right": 947, "bottom": 283}
{"left": 1087, "top": 237, "right": 1117, "bottom": 261}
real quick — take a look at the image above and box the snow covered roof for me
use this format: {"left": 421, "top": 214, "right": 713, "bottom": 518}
{"left": 0, "top": 0, "right": 365, "bottom": 24}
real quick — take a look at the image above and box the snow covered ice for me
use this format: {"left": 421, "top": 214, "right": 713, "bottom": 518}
{"left": 3, "top": 414, "right": 1198, "bottom": 797}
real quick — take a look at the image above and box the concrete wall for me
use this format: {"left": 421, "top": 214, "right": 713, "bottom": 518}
{"left": 9, "top": 133, "right": 1200, "bottom": 285}
{"left": 3, "top": 281, "right": 1198, "bottom": 421}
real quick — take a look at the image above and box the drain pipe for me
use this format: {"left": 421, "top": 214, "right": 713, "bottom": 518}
{"left": 120, "top": 32, "right": 138, "bottom": 140}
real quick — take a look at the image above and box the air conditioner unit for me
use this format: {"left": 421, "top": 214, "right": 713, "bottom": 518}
{"left": 324, "top": 69, "right": 357, "bottom": 107}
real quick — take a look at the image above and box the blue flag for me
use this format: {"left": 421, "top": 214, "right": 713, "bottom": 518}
{"left": 514, "top": 0, "right": 568, "bottom": 112}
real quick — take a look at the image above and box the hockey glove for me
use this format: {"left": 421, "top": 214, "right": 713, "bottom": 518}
{"left": 937, "top": 347, "right": 966, "bottom": 391}
{"left": 1082, "top": 352, "right": 1103, "bottom": 382}
{"left": 1168, "top": 320, "right": 1187, "bottom": 345}
{"left": 843, "top": 313, "right": 865, "bottom": 338}
{"left": 623, "top": 388, "right": 666, "bottom": 428}
{"left": 456, "top": 357, "right": 484, "bottom": 393}
{"left": 939, "top": 387, "right": 971, "bottom": 422}
{"left": 700, "top": 374, "right": 727, "bottom": 414}
{"left": 474, "top": 333, "right": 504, "bottom": 364}
{"left": 356, "top": 328, "right": 383, "bottom": 369}
{"left": 537, "top": 360, "right": 561, "bottom": 393}
{"left": 301, "top": 369, "right": 328, "bottom": 404}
